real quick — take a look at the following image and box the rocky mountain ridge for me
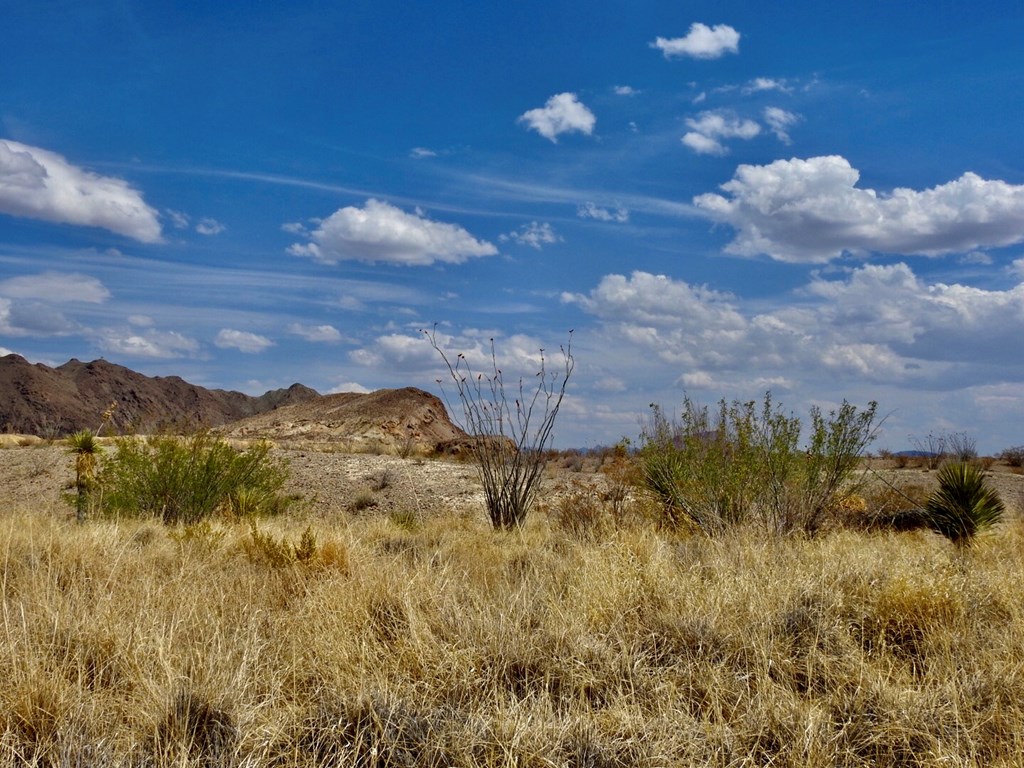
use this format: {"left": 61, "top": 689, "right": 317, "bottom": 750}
{"left": 0, "top": 354, "right": 320, "bottom": 436}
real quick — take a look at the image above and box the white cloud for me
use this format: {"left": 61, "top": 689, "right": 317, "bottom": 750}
{"left": 613, "top": 85, "right": 638, "bottom": 96}
{"left": 196, "top": 217, "right": 225, "bottom": 235}
{"left": 960, "top": 251, "right": 993, "bottom": 265}
{"left": 763, "top": 107, "right": 800, "bottom": 143}
{"left": 682, "top": 110, "right": 761, "bottom": 155}
{"left": 287, "top": 198, "right": 498, "bottom": 266}
{"left": 0, "top": 298, "right": 76, "bottom": 337}
{"left": 652, "top": 23, "right": 740, "bottom": 59}
{"left": 287, "top": 322, "right": 343, "bottom": 342}
{"left": 564, "top": 265, "right": 1024, "bottom": 393}
{"left": 694, "top": 155, "right": 1024, "bottom": 262}
{"left": 1012, "top": 257, "right": 1024, "bottom": 278}
{"left": 351, "top": 328, "right": 555, "bottom": 384}
{"left": 0, "top": 140, "right": 162, "bottom": 242}
{"left": 281, "top": 221, "right": 308, "bottom": 235}
{"left": 215, "top": 328, "right": 274, "bottom": 353}
{"left": 577, "top": 203, "right": 630, "bottom": 223}
{"left": 501, "top": 221, "right": 562, "bottom": 249}
{"left": 743, "top": 77, "right": 792, "bottom": 94}
{"left": 0, "top": 271, "right": 109, "bottom": 303}
{"left": 97, "top": 329, "right": 200, "bottom": 359}
{"left": 518, "top": 93, "right": 596, "bottom": 143}
{"left": 166, "top": 209, "right": 190, "bottom": 229}
{"left": 327, "top": 381, "right": 372, "bottom": 394}
{"left": 410, "top": 147, "right": 438, "bottom": 159}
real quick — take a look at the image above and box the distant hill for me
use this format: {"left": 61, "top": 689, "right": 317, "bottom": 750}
{"left": 0, "top": 354, "right": 320, "bottom": 436}
{"left": 220, "top": 387, "right": 470, "bottom": 454}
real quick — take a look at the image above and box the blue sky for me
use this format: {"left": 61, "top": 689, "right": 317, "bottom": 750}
{"left": 2, "top": 1, "right": 1023, "bottom": 452}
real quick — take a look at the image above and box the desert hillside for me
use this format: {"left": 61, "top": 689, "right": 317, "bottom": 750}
{"left": 0, "top": 354, "right": 319, "bottom": 435}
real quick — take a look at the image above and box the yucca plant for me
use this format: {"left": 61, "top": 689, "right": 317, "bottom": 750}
{"left": 924, "top": 462, "right": 1005, "bottom": 546}
{"left": 66, "top": 429, "right": 103, "bottom": 523}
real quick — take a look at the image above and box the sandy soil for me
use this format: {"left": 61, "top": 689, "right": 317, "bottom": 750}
{"left": 0, "top": 442, "right": 607, "bottom": 521}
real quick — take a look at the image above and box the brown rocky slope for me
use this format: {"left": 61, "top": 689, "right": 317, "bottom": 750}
{"left": 220, "top": 387, "right": 469, "bottom": 454}
{"left": 0, "top": 354, "right": 319, "bottom": 436}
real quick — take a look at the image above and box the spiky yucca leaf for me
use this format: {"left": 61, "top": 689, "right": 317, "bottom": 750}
{"left": 924, "top": 462, "right": 1005, "bottom": 546}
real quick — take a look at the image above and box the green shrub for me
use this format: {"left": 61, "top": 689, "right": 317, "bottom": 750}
{"left": 638, "top": 393, "right": 878, "bottom": 535}
{"left": 97, "top": 433, "right": 289, "bottom": 524}
{"left": 923, "top": 462, "right": 1005, "bottom": 547}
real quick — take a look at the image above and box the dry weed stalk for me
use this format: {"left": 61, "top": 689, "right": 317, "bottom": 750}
{"left": 425, "top": 326, "right": 573, "bottom": 528}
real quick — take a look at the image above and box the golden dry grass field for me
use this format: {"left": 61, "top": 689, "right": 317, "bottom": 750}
{"left": 3, "top": 442, "right": 1024, "bottom": 766}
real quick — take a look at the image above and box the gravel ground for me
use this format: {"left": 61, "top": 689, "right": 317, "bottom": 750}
{"left": 2, "top": 441, "right": 1021, "bottom": 523}
{"left": 0, "top": 442, "right": 606, "bottom": 521}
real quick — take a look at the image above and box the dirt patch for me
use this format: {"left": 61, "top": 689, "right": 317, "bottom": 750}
{"left": 0, "top": 443, "right": 609, "bottom": 521}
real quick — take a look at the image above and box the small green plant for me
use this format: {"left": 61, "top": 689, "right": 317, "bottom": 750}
{"left": 66, "top": 429, "right": 103, "bottom": 523}
{"left": 97, "top": 433, "right": 289, "bottom": 524}
{"left": 923, "top": 462, "right": 1005, "bottom": 547}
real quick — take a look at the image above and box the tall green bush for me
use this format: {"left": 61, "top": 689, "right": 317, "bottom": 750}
{"left": 97, "top": 433, "right": 289, "bottom": 524}
{"left": 638, "top": 393, "right": 878, "bottom": 535}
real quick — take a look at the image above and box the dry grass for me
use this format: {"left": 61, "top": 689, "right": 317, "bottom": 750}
{"left": 4, "top": 499, "right": 1024, "bottom": 766}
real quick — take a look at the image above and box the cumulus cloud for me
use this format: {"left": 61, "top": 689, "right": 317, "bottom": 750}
{"left": 287, "top": 322, "right": 343, "bottom": 343}
{"left": 0, "top": 140, "right": 162, "bottom": 242}
{"left": 215, "top": 328, "right": 274, "bottom": 353}
{"left": 518, "top": 93, "right": 596, "bottom": 142}
{"left": 196, "top": 217, "right": 225, "bottom": 235}
{"left": 743, "top": 77, "right": 792, "bottom": 94}
{"left": 351, "top": 328, "right": 554, "bottom": 381}
{"left": 652, "top": 23, "right": 740, "bottom": 59}
{"left": 763, "top": 107, "right": 800, "bottom": 143}
{"left": 0, "top": 299, "right": 77, "bottom": 337}
{"left": 694, "top": 155, "right": 1024, "bottom": 262}
{"left": 682, "top": 110, "right": 761, "bottom": 155}
{"left": 287, "top": 199, "right": 498, "bottom": 266}
{"left": 97, "top": 329, "right": 200, "bottom": 359}
{"left": 564, "top": 265, "right": 1024, "bottom": 392}
{"left": 613, "top": 85, "right": 638, "bottom": 96}
{"left": 577, "top": 203, "right": 630, "bottom": 223}
{"left": 0, "top": 271, "right": 109, "bottom": 303}
{"left": 501, "top": 221, "right": 562, "bottom": 249}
